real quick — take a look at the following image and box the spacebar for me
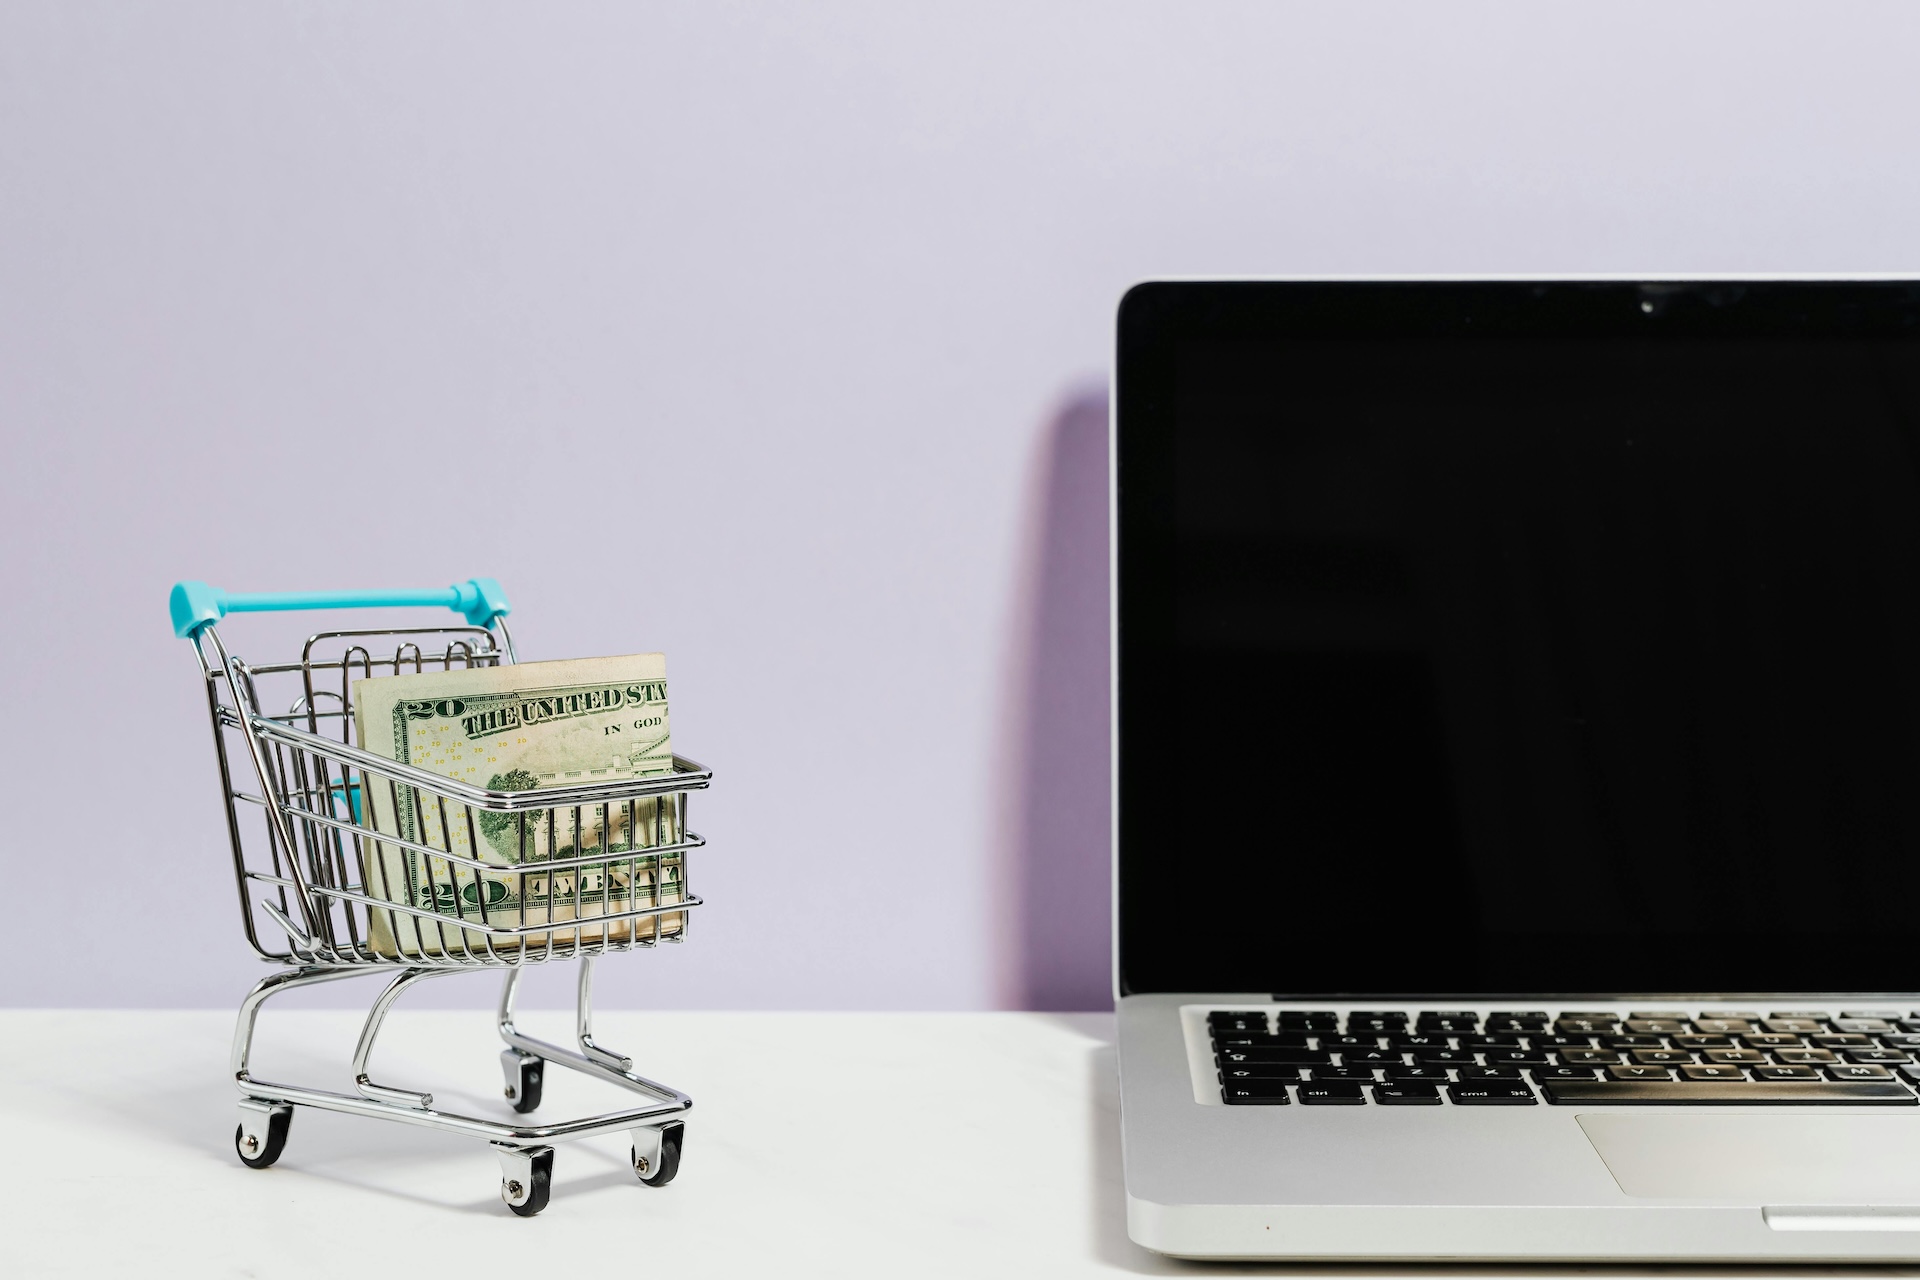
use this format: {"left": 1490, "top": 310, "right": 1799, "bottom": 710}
{"left": 1542, "top": 1081, "right": 1915, "bottom": 1105}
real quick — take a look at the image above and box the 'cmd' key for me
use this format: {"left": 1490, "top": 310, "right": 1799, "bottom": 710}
{"left": 1449, "top": 1083, "right": 1537, "bottom": 1105}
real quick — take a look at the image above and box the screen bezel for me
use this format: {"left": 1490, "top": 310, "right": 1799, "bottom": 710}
{"left": 1113, "top": 278, "right": 1920, "bottom": 998}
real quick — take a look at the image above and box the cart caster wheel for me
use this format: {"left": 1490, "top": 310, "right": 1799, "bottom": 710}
{"left": 502, "top": 1147, "right": 553, "bottom": 1217}
{"left": 234, "top": 1108, "right": 290, "bottom": 1169}
{"left": 503, "top": 1052, "right": 543, "bottom": 1114}
{"left": 635, "top": 1123, "right": 682, "bottom": 1187}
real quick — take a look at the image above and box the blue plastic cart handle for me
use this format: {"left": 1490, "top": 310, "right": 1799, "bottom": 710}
{"left": 169, "top": 578, "right": 510, "bottom": 638}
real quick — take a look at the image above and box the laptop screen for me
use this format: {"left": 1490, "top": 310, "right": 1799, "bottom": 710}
{"left": 1117, "top": 281, "right": 1920, "bottom": 996}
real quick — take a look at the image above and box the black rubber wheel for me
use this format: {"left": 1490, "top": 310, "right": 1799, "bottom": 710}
{"left": 508, "top": 1056, "right": 544, "bottom": 1114}
{"left": 234, "top": 1109, "right": 291, "bottom": 1170}
{"left": 505, "top": 1148, "right": 554, "bottom": 1217}
{"left": 637, "top": 1123, "right": 682, "bottom": 1187}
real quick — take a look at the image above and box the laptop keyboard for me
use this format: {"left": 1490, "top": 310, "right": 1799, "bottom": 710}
{"left": 1210, "top": 1008, "right": 1920, "bottom": 1105}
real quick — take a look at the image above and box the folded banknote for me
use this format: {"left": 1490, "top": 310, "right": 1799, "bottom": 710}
{"left": 348, "top": 653, "right": 684, "bottom": 958}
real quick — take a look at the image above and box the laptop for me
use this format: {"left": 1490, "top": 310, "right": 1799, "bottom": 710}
{"left": 1113, "top": 279, "right": 1920, "bottom": 1261}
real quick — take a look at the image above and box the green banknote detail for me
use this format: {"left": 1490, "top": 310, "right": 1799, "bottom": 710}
{"left": 348, "top": 653, "right": 682, "bottom": 956}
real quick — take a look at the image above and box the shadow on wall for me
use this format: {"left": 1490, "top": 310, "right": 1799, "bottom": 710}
{"left": 1011, "top": 388, "right": 1112, "bottom": 1011}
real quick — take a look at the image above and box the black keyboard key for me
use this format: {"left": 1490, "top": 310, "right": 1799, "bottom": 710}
{"left": 1482, "top": 1050, "right": 1551, "bottom": 1066}
{"left": 1775, "top": 1049, "right": 1837, "bottom": 1064}
{"left": 1217, "top": 1048, "right": 1330, "bottom": 1066}
{"left": 1829, "top": 1064, "right": 1897, "bottom": 1081}
{"left": 1463, "top": 1036, "right": 1522, "bottom": 1049}
{"left": 1374, "top": 1083, "right": 1442, "bottom": 1105}
{"left": 1531, "top": 1066, "right": 1600, "bottom": 1081}
{"left": 1899, "top": 1020, "right": 1920, "bottom": 1034}
{"left": 1309, "top": 1067, "right": 1379, "bottom": 1081}
{"left": 1690, "top": 1018, "right": 1756, "bottom": 1035}
{"left": 1607, "top": 1065, "right": 1673, "bottom": 1081}
{"left": 1385, "top": 1066, "right": 1451, "bottom": 1082}
{"left": 1625, "top": 1019, "right": 1689, "bottom": 1034}
{"left": 1537, "top": 1034, "right": 1596, "bottom": 1048}
{"left": 1703, "top": 1049, "right": 1766, "bottom": 1064}
{"left": 1555, "top": 1016, "right": 1620, "bottom": 1034}
{"left": 1297, "top": 1082, "right": 1366, "bottom": 1105}
{"left": 1212, "top": 1033, "right": 1313, "bottom": 1050}
{"left": 1543, "top": 1080, "right": 1914, "bottom": 1105}
{"left": 1603, "top": 1035, "right": 1667, "bottom": 1049}
{"left": 1449, "top": 1083, "right": 1536, "bottom": 1105}
{"left": 1416, "top": 1016, "right": 1479, "bottom": 1034}
{"left": 1847, "top": 1049, "right": 1912, "bottom": 1064}
{"left": 1219, "top": 1065, "right": 1303, "bottom": 1081}
{"left": 1459, "top": 1066, "right": 1522, "bottom": 1080}
{"left": 1754, "top": 1065, "right": 1821, "bottom": 1081}
{"left": 1680, "top": 1064, "right": 1746, "bottom": 1081}
{"left": 1415, "top": 1050, "right": 1477, "bottom": 1066}
{"left": 1209, "top": 1011, "right": 1270, "bottom": 1033}
{"left": 1385, "top": 1034, "right": 1449, "bottom": 1049}
{"left": 1880, "top": 1035, "right": 1920, "bottom": 1049}
{"left": 1558, "top": 1049, "right": 1622, "bottom": 1064}
{"left": 1812, "top": 1034, "right": 1874, "bottom": 1047}
{"left": 1699, "top": 1010, "right": 1764, "bottom": 1020}
{"left": 1320, "top": 1035, "right": 1383, "bottom": 1051}
{"left": 1763, "top": 1018, "right": 1826, "bottom": 1033}
{"left": 1485, "top": 1013, "right": 1550, "bottom": 1033}
{"left": 1834, "top": 1019, "right": 1895, "bottom": 1034}
{"left": 1345, "top": 1013, "right": 1408, "bottom": 1032}
{"left": 1222, "top": 1081, "right": 1292, "bottom": 1104}
{"left": 1339, "top": 1050, "right": 1405, "bottom": 1066}
{"left": 1736, "top": 1034, "right": 1799, "bottom": 1049}
{"left": 1343, "top": 1021, "right": 1403, "bottom": 1036}
{"left": 1630, "top": 1049, "right": 1693, "bottom": 1066}
{"left": 1277, "top": 1012, "right": 1339, "bottom": 1031}
{"left": 1674, "top": 1036, "right": 1736, "bottom": 1050}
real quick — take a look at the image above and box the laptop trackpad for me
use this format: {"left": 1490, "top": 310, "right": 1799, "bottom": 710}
{"left": 1580, "top": 1114, "right": 1920, "bottom": 1201}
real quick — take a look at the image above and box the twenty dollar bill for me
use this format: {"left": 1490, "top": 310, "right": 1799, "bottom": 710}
{"left": 349, "top": 654, "right": 683, "bottom": 958}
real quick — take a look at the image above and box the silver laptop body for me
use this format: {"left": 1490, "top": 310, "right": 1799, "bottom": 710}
{"left": 1113, "top": 279, "right": 1920, "bottom": 1261}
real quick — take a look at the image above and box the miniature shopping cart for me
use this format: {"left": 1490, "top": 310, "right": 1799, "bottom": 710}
{"left": 171, "top": 578, "right": 710, "bottom": 1216}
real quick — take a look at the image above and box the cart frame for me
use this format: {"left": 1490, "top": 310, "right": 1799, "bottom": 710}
{"left": 172, "top": 578, "right": 709, "bottom": 1215}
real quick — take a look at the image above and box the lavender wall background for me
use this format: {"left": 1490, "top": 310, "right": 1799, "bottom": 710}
{"left": 5, "top": 2, "right": 1920, "bottom": 1009}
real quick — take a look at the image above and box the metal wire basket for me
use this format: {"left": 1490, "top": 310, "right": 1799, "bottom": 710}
{"left": 172, "top": 578, "right": 709, "bottom": 1215}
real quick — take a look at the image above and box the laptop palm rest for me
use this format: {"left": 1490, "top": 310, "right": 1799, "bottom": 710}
{"left": 1580, "top": 1114, "right": 1920, "bottom": 1207}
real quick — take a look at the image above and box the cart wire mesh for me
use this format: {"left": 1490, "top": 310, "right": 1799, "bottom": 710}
{"left": 192, "top": 621, "right": 711, "bottom": 968}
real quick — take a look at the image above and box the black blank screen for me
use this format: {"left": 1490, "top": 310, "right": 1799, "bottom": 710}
{"left": 1117, "top": 283, "right": 1920, "bottom": 996}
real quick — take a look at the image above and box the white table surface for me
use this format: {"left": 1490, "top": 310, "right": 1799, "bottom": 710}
{"left": 3, "top": 1007, "right": 1893, "bottom": 1278}
{"left": 3, "top": 1007, "right": 1180, "bottom": 1278}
